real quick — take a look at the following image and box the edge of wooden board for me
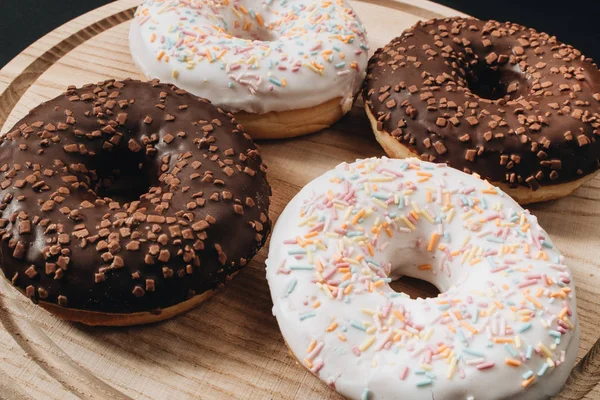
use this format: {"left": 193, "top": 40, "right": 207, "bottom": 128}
{"left": 0, "top": 0, "right": 597, "bottom": 399}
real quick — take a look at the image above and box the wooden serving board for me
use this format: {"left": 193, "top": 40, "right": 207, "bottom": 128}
{"left": 0, "top": 1, "right": 598, "bottom": 399}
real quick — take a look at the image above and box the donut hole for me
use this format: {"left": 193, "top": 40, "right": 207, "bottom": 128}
{"left": 389, "top": 276, "right": 441, "bottom": 299}
{"left": 90, "top": 148, "right": 157, "bottom": 203}
{"left": 465, "top": 62, "right": 527, "bottom": 101}
{"left": 230, "top": 27, "right": 278, "bottom": 42}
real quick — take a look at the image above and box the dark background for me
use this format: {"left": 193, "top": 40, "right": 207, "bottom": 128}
{"left": 1, "top": 0, "right": 599, "bottom": 68}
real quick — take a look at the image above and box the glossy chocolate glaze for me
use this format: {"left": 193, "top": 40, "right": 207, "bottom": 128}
{"left": 364, "top": 17, "right": 600, "bottom": 189}
{"left": 0, "top": 79, "right": 271, "bottom": 314}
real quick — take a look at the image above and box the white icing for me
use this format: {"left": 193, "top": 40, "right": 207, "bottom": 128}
{"left": 129, "top": 0, "right": 369, "bottom": 114}
{"left": 266, "top": 157, "right": 579, "bottom": 400}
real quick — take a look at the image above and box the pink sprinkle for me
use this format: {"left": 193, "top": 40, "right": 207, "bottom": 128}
{"left": 518, "top": 279, "right": 538, "bottom": 288}
{"left": 352, "top": 347, "right": 361, "bottom": 357}
{"left": 400, "top": 367, "right": 409, "bottom": 380}
{"left": 476, "top": 362, "right": 495, "bottom": 370}
{"left": 307, "top": 342, "right": 324, "bottom": 361}
{"left": 491, "top": 266, "right": 509, "bottom": 273}
{"left": 311, "top": 361, "right": 324, "bottom": 374}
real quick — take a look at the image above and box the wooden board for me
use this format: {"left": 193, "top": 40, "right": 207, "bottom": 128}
{"left": 0, "top": 1, "right": 598, "bottom": 399}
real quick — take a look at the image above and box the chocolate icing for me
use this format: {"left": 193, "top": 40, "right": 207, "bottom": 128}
{"left": 0, "top": 79, "right": 271, "bottom": 314}
{"left": 364, "top": 17, "right": 600, "bottom": 190}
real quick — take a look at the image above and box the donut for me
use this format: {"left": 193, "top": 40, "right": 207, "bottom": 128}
{"left": 266, "top": 156, "right": 579, "bottom": 399}
{"left": 129, "top": 0, "right": 369, "bottom": 139}
{"left": 363, "top": 17, "right": 600, "bottom": 204}
{"left": 0, "top": 79, "right": 271, "bottom": 326}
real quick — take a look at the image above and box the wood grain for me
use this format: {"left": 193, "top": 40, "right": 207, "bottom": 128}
{"left": 0, "top": 0, "right": 598, "bottom": 399}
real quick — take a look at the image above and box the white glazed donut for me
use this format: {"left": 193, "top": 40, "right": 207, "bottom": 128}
{"left": 266, "top": 157, "right": 579, "bottom": 400}
{"left": 129, "top": 0, "right": 369, "bottom": 139}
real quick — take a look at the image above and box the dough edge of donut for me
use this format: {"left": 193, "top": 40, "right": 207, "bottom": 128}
{"left": 365, "top": 106, "right": 599, "bottom": 205}
{"left": 3, "top": 270, "right": 239, "bottom": 326}
{"left": 235, "top": 96, "right": 351, "bottom": 139}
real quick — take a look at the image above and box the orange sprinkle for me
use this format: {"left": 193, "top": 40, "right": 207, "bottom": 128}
{"left": 352, "top": 209, "right": 366, "bottom": 225}
{"left": 393, "top": 309, "right": 405, "bottom": 321}
{"left": 461, "top": 321, "right": 478, "bottom": 334}
{"left": 417, "top": 171, "right": 432, "bottom": 177}
{"left": 505, "top": 358, "right": 521, "bottom": 367}
{"left": 522, "top": 376, "right": 535, "bottom": 388}
{"left": 418, "top": 264, "right": 432, "bottom": 270}
{"left": 343, "top": 284, "right": 353, "bottom": 295}
{"left": 304, "top": 358, "right": 313, "bottom": 368}
{"left": 313, "top": 300, "right": 321, "bottom": 308}
{"left": 374, "top": 280, "right": 385, "bottom": 287}
{"left": 326, "top": 321, "right": 338, "bottom": 332}
{"left": 367, "top": 243, "right": 375, "bottom": 256}
{"left": 307, "top": 339, "right": 317, "bottom": 353}
{"left": 338, "top": 333, "right": 347, "bottom": 342}
{"left": 157, "top": 50, "right": 166, "bottom": 61}
{"left": 427, "top": 233, "right": 439, "bottom": 252}
{"left": 255, "top": 12, "right": 264, "bottom": 26}
{"left": 304, "top": 231, "right": 319, "bottom": 239}
{"left": 493, "top": 337, "right": 514, "bottom": 344}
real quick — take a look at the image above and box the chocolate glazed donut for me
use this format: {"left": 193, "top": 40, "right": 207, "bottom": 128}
{"left": 364, "top": 17, "right": 600, "bottom": 204}
{"left": 0, "top": 79, "right": 271, "bottom": 326}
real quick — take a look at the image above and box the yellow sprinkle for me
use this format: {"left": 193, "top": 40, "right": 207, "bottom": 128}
{"left": 400, "top": 216, "right": 416, "bottom": 230}
{"left": 447, "top": 357, "right": 458, "bottom": 379}
{"left": 539, "top": 342, "right": 553, "bottom": 358}
{"left": 446, "top": 208, "right": 455, "bottom": 223}
{"left": 359, "top": 336, "right": 376, "bottom": 352}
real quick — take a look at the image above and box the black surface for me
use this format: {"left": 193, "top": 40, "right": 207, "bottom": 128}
{"left": 0, "top": 0, "right": 599, "bottom": 68}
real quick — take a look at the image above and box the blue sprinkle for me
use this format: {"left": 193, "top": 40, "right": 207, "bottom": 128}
{"left": 416, "top": 378, "right": 433, "bottom": 387}
{"left": 438, "top": 304, "right": 451, "bottom": 311}
{"left": 285, "top": 279, "right": 298, "bottom": 296}
{"left": 537, "top": 363, "right": 549, "bottom": 376}
{"left": 541, "top": 240, "right": 553, "bottom": 249}
{"left": 526, "top": 345, "right": 534, "bottom": 360}
{"left": 289, "top": 265, "right": 314, "bottom": 271}
{"left": 462, "top": 348, "right": 485, "bottom": 357}
{"left": 548, "top": 330, "right": 561, "bottom": 338}
{"left": 269, "top": 77, "right": 282, "bottom": 87}
{"left": 425, "top": 372, "right": 436, "bottom": 379}
{"left": 517, "top": 323, "right": 532, "bottom": 333}
{"left": 351, "top": 321, "right": 367, "bottom": 331}
{"left": 299, "top": 311, "right": 316, "bottom": 321}
{"left": 227, "top": 82, "right": 233, "bottom": 89}
{"left": 522, "top": 370, "right": 534, "bottom": 379}
{"left": 471, "top": 307, "right": 479, "bottom": 323}
{"left": 360, "top": 43, "right": 369, "bottom": 50}
{"left": 487, "top": 237, "right": 505, "bottom": 243}
{"left": 457, "top": 329, "right": 467, "bottom": 344}
{"left": 361, "top": 388, "right": 370, "bottom": 400}
{"left": 415, "top": 369, "right": 426, "bottom": 375}
{"left": 372, "top": 192, "right": 390, "bottom": 200}
{"left": 487, "top": 256, "right": 497, "bottom": 268}
{"left": 288, "top": 249, "right": 307, "bottom": 255}
{"left": 335, "top": 62, "right": 346, "bottom": 69}
{"left": 504, "top": 344, "right": 518, "bottom": 358}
